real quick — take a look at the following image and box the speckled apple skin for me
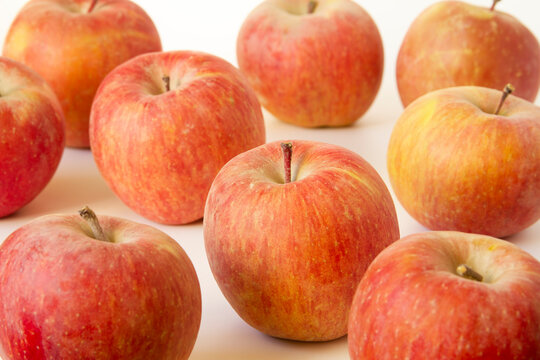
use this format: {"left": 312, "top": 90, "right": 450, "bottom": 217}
{"left": 3, "top": 0, "right": 162, "bottom": 148}
{"left": 348, "top": 231, "right": 540, "bottom": 360}
{"left": 0, "top": 57, "right": 65, "bottom": 218}
{"left": 237, "top": 0, "right": 383, "bottom": 127}
{"left": 89, "top": 51, "right": 266, "bottom": 225}
{"left": 0, "top": 214, "right": 202, "bottom": 360}
{"left": 396, "top": 1, "right": 540, "bottom": 107}
{"left": 204, "top": 140, "right": 399, "bottom": 341}
{"left": 387, "top": 86, "right": 540, "bottom": 238}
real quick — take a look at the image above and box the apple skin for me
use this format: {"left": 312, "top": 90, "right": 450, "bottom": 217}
{"left": 0, "top": 212, "right": 202, "bottom": 360}
{"left": 203, "top": 140, "right": 399, "bottom": 341}
{"left": 396, "top": 1, "right": 540, "bottom": 107}
{"left": 237, "top": 0, "right": 383, "bottom": 127}
{"left": 348, "top": 231, "right": 540, "bottom": 360}
{"left": 0, "top": 56, "right": 65, "bottom": 218}
{"left": 3, "top": 0, "right": 162, "bottom": 148}
{"left": 387, "top": 86, "right": 540, "bottom": 238}
{"left": 89, "top": 50, "right": 266, "bottom": 225}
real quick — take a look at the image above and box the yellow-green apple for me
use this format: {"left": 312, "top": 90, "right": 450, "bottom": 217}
{"left": 0, "top": 56, "right": 65, "bottom": 218}
{"left": 237, "top": 0, "right": 383, "bottom": 127}
{"left": 348, "top": 231, "right": 540, "bottom": 359}
{"left": 3, "top": 0, "right": 162, "bottom": 148}
{"left": 203, "top": 140, "right": 399, "bottom": 341}
{"left": 396, "top": 0, "right": 540, "bottom": 106}
{"left": 0, "top": 207, "right": 201, "bottom": 360}
{"left": 387, "top": 85, "right": 540, "bottom": 238}
{"left": 89, "top": 50, "right": 266, "bottom": 225}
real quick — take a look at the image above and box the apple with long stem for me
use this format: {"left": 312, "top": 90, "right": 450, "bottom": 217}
{"left": 0, "top": 207, "right": 201, "bottom": 359}
{"left": 3, "top": 0, "right": 162, "bottom": 147}
{"left": 387, "top": 84, "right": 540, "bottom": 237}
{"left": 204, "top": 140, "right": 399, "bottom": 341}
{"left": 348, "top": 231, "right": 540, "bottom": 359}
{"left": 396, "top": 0, "right": 540, "bottom": 106}
{"left": 0, "top": 56, "right": 65, "bottom": 218}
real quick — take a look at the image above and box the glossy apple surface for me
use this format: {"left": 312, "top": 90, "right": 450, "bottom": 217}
{"left": 387, "top": 86, "right": 540, "bottom": 237}
{"left": 3, "top": 0, "right": 162, "bottom": 147}
{"left": 0, "top": 56, "right": 65, "bottom": 218}
{"left": 204, "top": 140, "right": 399, "bottom": 341}
{"left": 348, "top": 231, "right": 540, "bottom": 359}
{"left": 90, "top": 50, "right": 266, "bottom": 225}
{"left": 0, "top": 210, "right": 201, "bottom": 360}
{"left": 396, "top": 1, "right": 540, "bottom": 106}
{"left": 237, "top": 0, "right": 383, "bottom": 127}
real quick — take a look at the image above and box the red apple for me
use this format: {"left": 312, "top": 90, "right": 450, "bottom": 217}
{"left": 0, "top": 207, "right": 201, "bottom": 360}
{"left": 237, "top": 0, "right": 383, "bottom": 127}
{"left": 387, "top": 85, "right": 540, "bottom": 238}
{"left": 348, "top": 231, "right": 540, "bottom": 359}
{"left": 396, "top": 0, "right": 540, "bottom": 107}
{"left": 0, "top": 56, "right": 65, "bottom": 218}
{"left": 89, "top": 50, "right": 266, "bottom": 225}
{"left": 3, "top": 0, "right": 162, "bottom": 148}
{"left": 203, "top": 140, "right": 399, "bottom": 341}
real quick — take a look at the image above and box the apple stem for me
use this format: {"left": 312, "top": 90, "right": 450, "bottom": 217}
{"left": 494, "top": 83, "right": 515, "bottom": 115}
{"left": 490, "top": 0, "right": 501, "bottom": 11}
{"left": 87, "top": 0, "right": 98, "bottom": 13}
{"left": 162, "top": 75, "right": 171, "bottom": 92}
{"left": 79, "top": 206, "right": 110, "bottom": 242}
{"left": 281, "top": 142, "right": 293, "bottom": 184}
{"left": 308, "top": 1, "right": 318, "bottom": 14}
{"left": 456, "top": 264, "right": 483, "bottom": 282}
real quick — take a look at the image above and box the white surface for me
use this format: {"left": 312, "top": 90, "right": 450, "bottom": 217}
{"left": 0, "top": 1, "right": 539, "bottom": 359}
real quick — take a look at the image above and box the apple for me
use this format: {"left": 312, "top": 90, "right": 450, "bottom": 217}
{"left": 3, "top": 0, "right": 162, "bottom": 148}
{"left": 387, "top": 85, "right": 540, "bottom": 238}
{"left": 0, "top": 56, "right": 65, "bottom": 218}
{"left": 237, "top": 0, "right": 383, "bottom": 127}
{"left": 89, "top": 50, "right": 266, "bottom": 225}
{"left": 0, "top": 207, "right": 202, "bottom": 360}
{"left": 203, "top": 140, "right": 400, "bottom": 341}
{"left": 348, "top": 231, "right": 540, "bottom": 359}
{"left": 396, "top": 0, "right": 540, "bottom": 106}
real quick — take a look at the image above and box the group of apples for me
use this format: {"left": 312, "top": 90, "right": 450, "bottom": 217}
{"left": 0, "top": 0, "right": 539, "bottom": 359}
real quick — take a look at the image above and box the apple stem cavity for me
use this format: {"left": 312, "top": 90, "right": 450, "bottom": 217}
{"left": 79, "top": 206, "right": 110, "bottom": 242}
{"left": 456, "top": 264, "right": 483, "bottom": 282}
{"left": 490, "top": 0, "right": 501, "bottom": 11}
{"left": 162, "top": 75, "right": 171, "bottom": 92}
{"left": 494, "top": 83, "right": 515, "bottom": 115}
{"left": 308, "top": 1, "right": 318, "bottom": 14}
{"left": 87, "top": 0, "right": 98, "bottom": 13}
{"left": 281, "top": 142, "right": 293, "bottom": 184}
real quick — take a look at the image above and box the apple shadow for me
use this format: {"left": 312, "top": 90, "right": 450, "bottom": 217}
{"left": 190, "top": 334, "right": 348, "bottom": 360}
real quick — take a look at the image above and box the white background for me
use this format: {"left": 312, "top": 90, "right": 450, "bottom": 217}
{"left": 0, "top": 1, "right": 539, "bottom": 359}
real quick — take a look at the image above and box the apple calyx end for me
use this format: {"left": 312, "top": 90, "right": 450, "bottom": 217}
{"left": 87, "top": 0, "right": 98, "bottom": 13}
{"left": 162, "top": 75, "right": 171, "bottom": 92}
{"left": 490, "top": 0, "right": 501, "bottom": 11}
{"left": 494, "top": 83, "right": 514, "bottom": 115}
{"left": 308, "top": 1, "right": 318, "bottom": 14}
{"left": 456, "top": 264, "right": 483, "bottom": 282}
{"left": 281, "top": 142, "right": 293, "bottom": 184}
{"left": 79, "top": 206, "right": 110, "bottom": 242}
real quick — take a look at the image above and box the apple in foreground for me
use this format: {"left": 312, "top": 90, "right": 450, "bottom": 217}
{"left": 3, "top": 0, "right": 162, "bottom": 147}
{"left": 387, "top": 85, "right": 540, "bottom": 238}
{"left": 0, "top": 207, "right": 201, "bottom": 360}
{"left": 396, "top": 0, "right": 540, "bottom": 107}
{"left": 237, "top": 0, "right": 383, "bottom": 127}
{"left": 204, "top": 140, "right": 400, "bottom": 341}
{"left": 0, "top": 56, "right": 65, "bottom": 218}
{"left": 89, "top": 50, "right": 266, "bottom": 225}
{"left": 348, "top": 231, "right": 540, "bottom": 359}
